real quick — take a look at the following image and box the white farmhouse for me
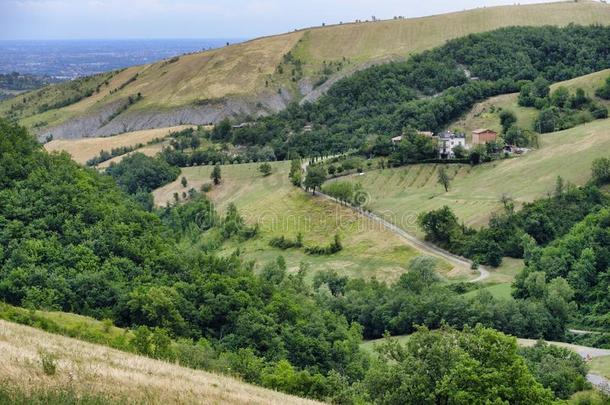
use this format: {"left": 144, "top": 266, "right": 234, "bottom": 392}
{"left": 438, "top": 131, "right": 466, "bottom": 159}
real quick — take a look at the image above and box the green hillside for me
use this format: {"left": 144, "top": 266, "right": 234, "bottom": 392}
{"left": 152, "top": 161, "right": 466, "bottom": 283}
{"left": 331, "top": 117, "right": 610, "bottom": 231}
{"left": 452, "top": 68, "right": 610, "bottom": 135}
{"left": 2, "top": 1, "right": 610, "bottom": 138}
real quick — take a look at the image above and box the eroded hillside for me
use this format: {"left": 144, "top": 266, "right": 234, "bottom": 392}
{"left": 3, "top": 1, "right": 610, "bottom": 140}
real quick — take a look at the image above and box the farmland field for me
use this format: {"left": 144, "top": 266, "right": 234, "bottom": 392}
{"left": 451, "top": 69, "right": 610, "bottom": 136}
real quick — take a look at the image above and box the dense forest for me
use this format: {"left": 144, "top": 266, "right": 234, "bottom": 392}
{"left": 204, "top": 25, "right": 610, "bottom": 159}
{"left": 514, "top": 205, "right": 610, "bottom": 330}
{"left": 0, "top": 118, "right": 600, "bottom": 403}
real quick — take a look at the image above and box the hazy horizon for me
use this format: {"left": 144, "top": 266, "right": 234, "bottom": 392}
{"left": 1, "top": 0, "right": 559, "bottom": 41}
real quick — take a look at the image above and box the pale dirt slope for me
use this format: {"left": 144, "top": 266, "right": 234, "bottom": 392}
{"left": 0, "top": 320, "right": 322, "bottom": 405}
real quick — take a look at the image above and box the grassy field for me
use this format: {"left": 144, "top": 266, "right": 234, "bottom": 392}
{"left": 590, "top": 355, "right": 610, "bottom": 380}
{"left": 97, "top": 139, "right": 171, "bottom": 168}
{"left": 360, "top": 334, "right": 411, "bottom": 355}
{"left": 152, "top": 161, "right": 474, "bottom": 283}
{"left": 333, "top": 117, "right": 610, "bottom": 231}
{"left": 4, "top": 1, "right": 609, "bottom": 134}
{"left": 462, "top": 257, "right": 523, "bottom": 299}
{"left": 44, "top": 125, "right": 193, "bottom": 164}
{"left": 451, "top": 92, "right": 537, "bottom": 137}
{"left": 0, "top": 320, "right": 320, "bottom": 405}
{"left": 451, "top": 69, "right": 610, "bottom": 136}
{"left": 464, "top": 282, "right": 513, "bottom": 300}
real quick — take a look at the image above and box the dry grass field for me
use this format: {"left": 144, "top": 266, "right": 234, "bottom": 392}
{"left": 44, "top": 125, "right": 193, "bottom": 164}
{"left": 152, "top": 161, "right": 470, "bottom": 283}
{"left": 0, "top": 320, "right": 321, "bottom": 405}
{"left": 4, "top": 1, "right": 609, "bottom": 133}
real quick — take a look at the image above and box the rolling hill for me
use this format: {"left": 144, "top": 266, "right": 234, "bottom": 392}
{"left": 331, "top": 116, "right": 610, "bottom": 232}
{"left": 152, "top": 161, "right": 475, "bottom": 283}
{"left": 0, "top": 320, "right": 321, "bottom": 405}
{"left": 2, "top": 1, "right": 610, "bottom": 141}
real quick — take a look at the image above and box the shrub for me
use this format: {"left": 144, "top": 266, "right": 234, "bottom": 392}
{"left": 305, "top": 234, "right": 342, "bottom": 255}
{"left": 39, "top": 350, "right": 58, "bottom": 376}
{"left": 595, "top": 75, "right": 610, "bottom": 100}
{"left": 269, "top": 233, "right": 303, "bottom": 249}
{"left": 259, "top": 162, "right": 272, "bottom": 176}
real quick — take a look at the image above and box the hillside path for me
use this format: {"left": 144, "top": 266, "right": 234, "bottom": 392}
{"left": 301, "top": 159, "right": 489, "bottom": 282}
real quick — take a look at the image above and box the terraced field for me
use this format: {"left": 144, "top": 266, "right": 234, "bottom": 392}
{"left": 153, "top": 161, "right": 472, "bottom": 283}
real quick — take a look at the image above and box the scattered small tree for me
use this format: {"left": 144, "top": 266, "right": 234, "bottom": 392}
{"left": 499, "top": 110, "right": 517, "bottom": 133}
{"left": 289, "top": 158, "right": 302, "bottom": 186}
{"left": 304, "top": 165, "right": 327, "bottom": 194}
{"left": 550, "top": 86, "right": 570, "bottom": 108}
{"left": 181, "top": 176, "right": 188, "bottom": 187}
{"left": 595, "top": 75, "right": 610, "bottom": 100}
{"left": 211, "top": 164, "right": 222, "bottom": 185}
{"left": 591, "top": 157, "right": 610, "bottom": 185}
{"left": 259, "top": 162, "right": 272, "bottom": 176}
{"left": 437, "top": 167, "right": 451, "bottom": 192}
{"left": 453, "top": 144, "right": 467, "bottom": 159}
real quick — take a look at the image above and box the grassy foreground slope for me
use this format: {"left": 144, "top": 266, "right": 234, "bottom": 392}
{"left": 0, "top": 320, "right": 320, "bottom": 405}
{"left": 153, "top": 161, "right": 469, "bottom": 282}
{"left": 3, "top": 1, "right": 610, "bottom": 136}
{"left": 334, "top": 117, "right": 610, "bottom": 231}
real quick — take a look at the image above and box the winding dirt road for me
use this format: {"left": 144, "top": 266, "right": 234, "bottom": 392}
{"left": 301, "top": 158, "right": 488, "bottom": 282}
{"left": 313, "top": 189, "right": 490, "bottom": 282}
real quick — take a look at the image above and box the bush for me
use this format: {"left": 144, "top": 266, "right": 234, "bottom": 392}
{"left": 592, "top": 157, "right": 610, "bottom": 185}
{"left": 595, "top": 75, "right": 610, "bottom": 100}
{"left": 269, "top": 234, "right": 303, "bottom": 249}
{"left": 39, "top": 350, "right": 58, "bottom": 376}
{"left": 305, "top": 234, "right": 342, "bottom": 255}
{"left": 259, "top": 162, "right": 272, "bottom": 176}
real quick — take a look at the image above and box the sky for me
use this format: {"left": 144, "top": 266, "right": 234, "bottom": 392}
{"left": 0, "top": 0, "right": 559, "bottom": 40}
